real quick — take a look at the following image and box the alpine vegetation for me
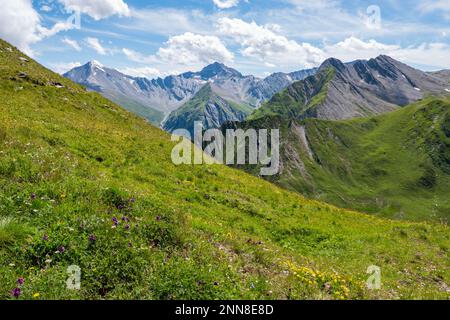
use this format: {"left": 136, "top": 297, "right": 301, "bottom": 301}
{"left": 171, "top": 122, "right": 280, "bottom": 176}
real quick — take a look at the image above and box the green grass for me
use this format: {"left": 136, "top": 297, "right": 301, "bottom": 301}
{"left": 248, "top": 97, "right": 450, "bottom": 222}
{"left": 248, "top": 67, "right": 335, "bottom": 121}
{"left": 107, "top": 94, "right": 164, "bottom": 126}
{"left": 0, "top": 39, "right": 449, "bottom": 300}
{"left": 164, "top": 83, "right": 252, "bottom": 134}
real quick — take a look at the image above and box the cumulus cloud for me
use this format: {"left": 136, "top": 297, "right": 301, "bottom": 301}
{"left": 85, "top": 37, "right": 108, "bottom": 55}
{"left": 0, "top": 0, "right": 43, "bottom": 54}
{"left": 324, "top": 36, "right": 399, "bottom": 62}
{"left": 213, "top": 0, "right": 240, "bottom": 9}
{"left": 157, "top": 32, "right": 234, "bottom": 65}
{"left": 62, "top": 37, "right": 82, "bottom": 51}
{"left": 0, "top": 0, "right": 84, "bottom": 55}
{"left": 122, "top": 33, "right": 234, "bottom": 76}
{"left": 217, "top": 18, "right": 324, "bottom": 68}
{"left": 122, "top": 48, "right": 155, "bottom": 64}
{"left": 324, "top": 37, "right": 450, "bottom": 70}
{"left": 57, "top": 0, "right": 130, "bottom": 20}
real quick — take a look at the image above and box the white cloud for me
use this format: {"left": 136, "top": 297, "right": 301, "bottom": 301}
{"left": 121, "top": 33, "right": 234, "bottom": 76}
{"left": 118, "top": 8, "right": 221, "bottom": 38}
{"left": 217, "top": 18, "right": 324, "bottom": 68}
{"left": 40, "top": 5, "right": 52, "bottom": 12}
{"left": 122, "top": 48, "right": 155, "bottom": 64}
{"left": 85, "top": 37, "right": 108, "bottom": 55}
{"left": 118, "top": 67, "right": 162, "bottom": 79}
{"left": 49, "top": 61, "right": 82, "bottom": 74}
{"left": 0, "top": 0, "right": 80, "bottom": 55}
{"left": 157, "top": 32, "right": 234, "bottom": 65}
{"left": 0, "top": 0, "right": 42, "bottom": 54}
{"left": 57, "top": 0, "right": 130, "bottom": 20}
{"left": 324, "top": 36, "right": 400, "bottom": 62}
{"left": 62, "top": 37, "right": 82, "bottom": 51}
{"left": 213, "top": 0, "right": 240, "bottom": 9}
{"left": 324, "top": 36, "right": 450, "bottom": 70}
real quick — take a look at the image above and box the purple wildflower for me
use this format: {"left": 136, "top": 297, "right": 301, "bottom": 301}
{"left": 112, "top": 217, "right": 119, "bottom": 226}
{"left": 11, "top": 287, "right": 21, "bottom": 298}
{"left": 156, "top": 216, "right": 162, "bottom": 222}
{"left": 121, "top": 216, "right": 129, "bottom": 222}
{"left": 129, "top": 198, "right": 135, "bottom": 203}
{"left": 42, "top": 234, "right": 48, "bottom": 241}
{"left": 128, "top": 242, "right": 132, "bottom": 247}
{"left": 214, "top": 282, "right": 219, "bottom": 286}
{"left": 58, "top": 246, "right": 65, "bottom": 253}
{"left": 30, "top": 193, "right": 36, "bottom": 200}
{"left": 124, "top": 224, "right": 130, "bottom": 230}
{"left": 117, "top": 204, "right": 125, "bottom": 210}
{"left": 17, "top": 278, "right": 25, "bottom": 285}
{"left": 88, "top": 234, "right": 96, "bottom": 242}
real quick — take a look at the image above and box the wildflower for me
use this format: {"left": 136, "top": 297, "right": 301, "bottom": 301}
{"left": 30, "top": 193, "right": 36, "bottom": 200}
{"left": 128, "top": 242, "right": 132, "bottom": 247}
{"left": 33, "top": 293, "right": 40, "bottom": 299}
{"left": 88, "top": 234, "right": 96, "bottom": 242}
{"left": 124, "top": 224, "right": 130, "bottom": 230}
{"left": 129, "top": 198, "right": 135, "bottom": 203}
{"left": 11, "top": 287, "right": 21, "bottom": 298}
{"left": 58, "top": 246, "right": 65, "bottom": 253}
{"left": 121, "top": 216, "right": 129, "bottom": 222}
{"left": 214, "top": 282, "right": 219, "bottom": 286}
{"left": 156, "top": 216, "right": 162, "bottom": 221}
{"left": 17, "top": 278, "right": 24, "bottom": 285}
{"left": 112, "top": 217, "right": 119, "bottom": 226}
{"left": 42, "top": 234, "right": 48, "bottom": 241}
{"left": 117, "top": 204, "right": 125, "bottom": 210}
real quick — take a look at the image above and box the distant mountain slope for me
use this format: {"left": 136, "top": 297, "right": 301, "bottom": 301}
{"left": 250, "top": 55, "right": 450, "bottom": 121}
{"left": 163, "top": 83, "right": 252, "bottom": 135}
{"left": 64, "top": 61, "right": 316, "bottom": 126}
{"left": 2, "top": 38, "right": 449, "bottom": 299}
{"left": 232, "top": 97, "right": 450, "bottom": 221}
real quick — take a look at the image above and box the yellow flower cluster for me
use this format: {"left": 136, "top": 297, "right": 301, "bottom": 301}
{"left": 286, "top": 261, "right": 352, "bottom": 300}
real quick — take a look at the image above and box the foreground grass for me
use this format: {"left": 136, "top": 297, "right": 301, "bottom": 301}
{"left": 0, "top": 39, "right": 449, "bottom": 300}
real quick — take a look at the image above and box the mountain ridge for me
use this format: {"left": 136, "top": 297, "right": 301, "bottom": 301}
{"left": 250, "top": 55, "right": 450, "bottom": 121}
{"left": 64, "top": 61, "right": 317, "bottom": 126}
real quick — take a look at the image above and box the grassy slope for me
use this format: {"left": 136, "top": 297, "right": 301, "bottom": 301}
{"left": 248, "top": 68, "right": 335, "bottom": 121}
{"left": 273, "top": 98, "right": 450, "bottom": 222}
{"left": 0, "top": 39, "right": 449, "bottom": 300}
{"left": 164, "top": 84, "right": 252, "bottom": 133}
{"left": 106, "top": 93, "right": 164, "bottom": 126}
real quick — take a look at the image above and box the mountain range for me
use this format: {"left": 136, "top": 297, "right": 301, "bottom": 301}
{"left": 250, "top": 55, "right": 450, "bottom": 121}
{"left": 64, "top": 61, "right": 316, "bottom": 127}
{"left": 228, "top": 56, "right": 450, "bottom": 221}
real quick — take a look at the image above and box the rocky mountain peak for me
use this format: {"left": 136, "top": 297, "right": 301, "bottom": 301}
{"left": 198, "top": 62, "right": 242, "bottom": 80}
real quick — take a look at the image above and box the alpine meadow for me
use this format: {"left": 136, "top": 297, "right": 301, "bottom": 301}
{"left": 0, "top": 0, "right": 449, "bottom": 305}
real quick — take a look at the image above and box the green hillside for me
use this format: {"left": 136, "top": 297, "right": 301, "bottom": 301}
{"left": 163, "top": 83, "right": 252, "bottom": 135}
{"left": 0, "top": 39, "right": 449, "bottom": 300}
{"left": 238, "top": 98, "right": 450, "bottom": 222}
{"left": 248, "top": 67, "right": 335, "bottom": 121}
{"left": 106, "top": 93, "right": 164, "bottom": 126}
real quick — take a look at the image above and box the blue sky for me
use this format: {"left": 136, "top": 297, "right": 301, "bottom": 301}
{"left": 1, "top": 0, "right": 449, "bottom": 78}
